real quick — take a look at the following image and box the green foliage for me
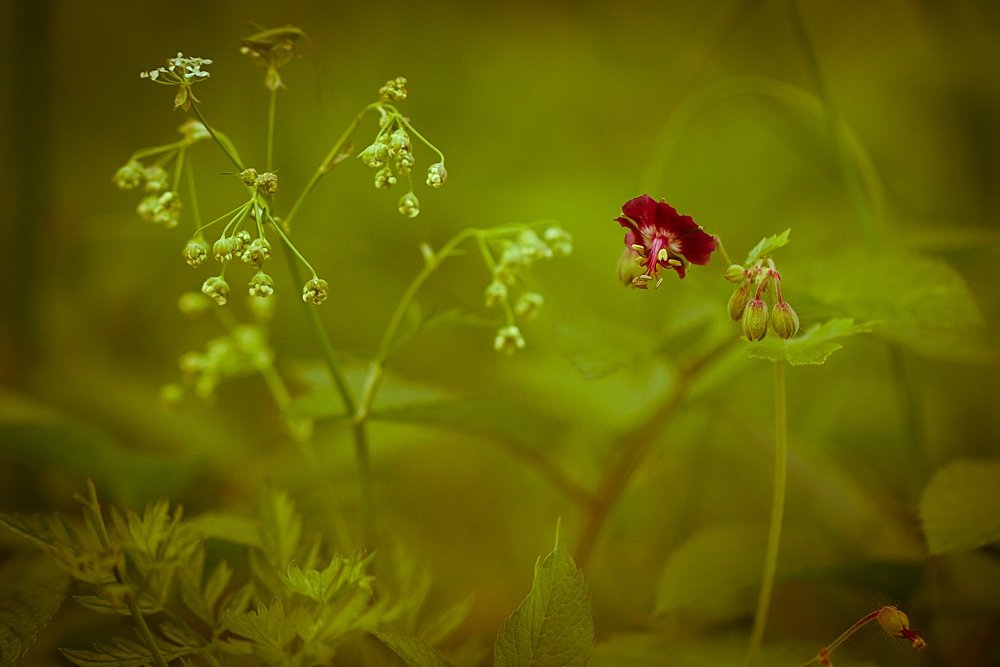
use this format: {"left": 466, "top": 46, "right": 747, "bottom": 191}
{"left": 746, "top": 318, "right": 873, "bottom": 365}
{"left": 920, "top": 459, "right": 1000, "bottom": 555}
{"left": 0, "top": 555, "right": 70, "bottom": 667}
{"left": 804, "top": 248, "right": 992, "bottom": 361}
{"left": 1, "top": 483, "right": 467, "bottom": 667}
{"left": 494, "top": 522, "right": 593, "bottom": 667}
{"left": 743, "top": 228, "right": 791, "bottom": 266}
{"left": 373, "top": 630, "right": 456, "bottom": 667}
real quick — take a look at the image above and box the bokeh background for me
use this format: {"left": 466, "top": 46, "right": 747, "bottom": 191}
{"left": 1, "top": 0, "right": 999, "bottom": 665}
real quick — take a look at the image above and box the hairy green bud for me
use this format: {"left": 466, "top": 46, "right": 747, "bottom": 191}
{"left": 770, "top": 301, "right": 800, "bottom": 339}
{"left": 724, "top": 264, "right": 745, "bottom": 283}
{"left": 741, "top": 298, "right": 768, "bottom": 342}
{"left": 727, "top": 282, "right": 750, "bottom": 320}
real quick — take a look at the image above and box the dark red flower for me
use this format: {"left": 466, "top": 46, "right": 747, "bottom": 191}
{"left": 615, "top": 194, "right": 716, "bottom": 287}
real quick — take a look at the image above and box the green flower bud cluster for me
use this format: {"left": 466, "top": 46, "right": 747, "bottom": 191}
{"left": 378, "top": 76, "right": 408, "bottom": 102}
{"left": 482, "top": 224, "right": 572, "bottom": 355}
{"left": 175, "top": 324, "right": 272, "bottom": 400}
{"left": 358, "top": 82, "right": 447, "bottom": 218}
{"left": 137, "top": 190, "right": 182, "bottom": 228}
{"left": 114, "top": 121, "right": 210, "bottom": 227}
{"left": 725, "top": 261, "right": 799, "bottom": 341}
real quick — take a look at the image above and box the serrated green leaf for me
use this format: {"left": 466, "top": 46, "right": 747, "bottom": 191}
{"left": 258, "top": 489, "right": 302, "bottom": 568}
{"left": 0, "top": 555, "right": 69, "bottom": 667}
{"left": 281, "top": 553, "right": 374, "bottom": 603}
{"left": 60, "top": 630, "right": 201, "bottom": 667}
{"left": 920, "top": 459, "right": 1000, "bottom": 555}
{"left": 746, "top": 318, "right": 873, "bottom": 365}
{"left": 494, "top": 522, "right": 593, "bottom": 667}
{"left": 222, "top": 598, "right": 305, "bottom": 653}
{"left": 743, "top": 229, "right": 791, "bottom": 266}
{"left": 373, "top": 630, "right": 456, "bottom": 667}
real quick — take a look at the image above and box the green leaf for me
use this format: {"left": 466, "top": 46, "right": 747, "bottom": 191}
{"left": 494, "top": 521, "right": 593, "bottom": 667}
{"left": 746, "top": 318, "right": 873, "bottom": 365}
{"left": 60, "top": 626, "right": 201, "bottom": 667}
{"left": 257, "top": 489, "right": 302, "bottom": 568}
{"left": 654, "top": 524, "right": 841, "bottom": 619}
{"left": 920, "top": 459, "right": 1000, "bottom": 555}
{"left": 371, "top": 397, "right": 566, "bottom": 451}
{"left": 743, "top": 229, "right": 791, "bottom": 266}
{"left": 803, "top": 248, "right": 991, "bottom": 361}
{"left": 0, "top": 555, "right": 69, "bottom": 667}
{"left": 281, "top": 553, "right": 375, "bottom": 603}
{"left": 655, "top": 524, "right": 765, "bottom": 618}
{"left": 373, "top": 630, "right": 455, "bottom": 667}
{"left": 221, "top": 598, "right": 306, "bottom": 655}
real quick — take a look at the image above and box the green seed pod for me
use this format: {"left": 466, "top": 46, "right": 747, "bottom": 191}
{"left": 770, "top": 301, "right": 800, "bottom": 339}
{"left": 877, "top": 606, "right": 910, "bottom": 639}
{"left": 741, "top": 298, "right": 769, "bottom": 342}
{"left": 727, "top": 283, "right": 750, "bottom": 320}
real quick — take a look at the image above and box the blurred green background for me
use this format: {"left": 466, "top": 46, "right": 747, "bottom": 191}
{"left": 1, "top": 0, "right": 999, "bottom": 665}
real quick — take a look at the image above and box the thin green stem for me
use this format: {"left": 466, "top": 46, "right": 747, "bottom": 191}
{"left": 191, "top": 104, "right": 244, "bottom": 171}
{"left": 283, "top": 253, "right": 354, "bottom": 414}
{"left": 131, "top": 141, "right": 184, "bottom": 161}
{"left": 267, "top": 87, "right": 277, "bottom": 171}
{"left": 744, "top": 361, "right": 789, "bottom": 667}
{"left": 78, "top": 483, "right": 169, "bottom": 667}
{"left": 372, "top": 229, "right": 476, "bottom": 367}
{"left": 282, "top": 250, "right": 373, "bottom": 546}
{"left": 269, "top": 214, "right": 318, "bottom": 276}
{"left": 392, "top": 112, "right": 446, "bottom": 163}
{"left": 172, "top": 146, "right": 186, "bottom": 191}
{"left": 185, "top": 157, "right": 201, "bottom": 229}
{"left": 284, "top": 101, "right": 380, "bottom": 231}
{"left": 129, "top": 597, "right": 170, "bottom": 667}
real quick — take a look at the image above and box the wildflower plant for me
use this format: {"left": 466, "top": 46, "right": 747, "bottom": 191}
{"left": 8, "top": 5, "right": 992, "bottom": 666}
{"left": 111, "top": 22, "right": 571, "bottom": 588}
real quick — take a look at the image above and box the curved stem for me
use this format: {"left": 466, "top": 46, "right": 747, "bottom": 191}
{"left": 575, "top": 339, "right": 733, "bottom": 566}
{"left": 283, "top": 101, "right": 380, "bottom": 231}
{"left": 744, "top": 360, "right": 789, "bottom": 667}
{"left": 191, "top": 104, "right": 244, "bottom": 171}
